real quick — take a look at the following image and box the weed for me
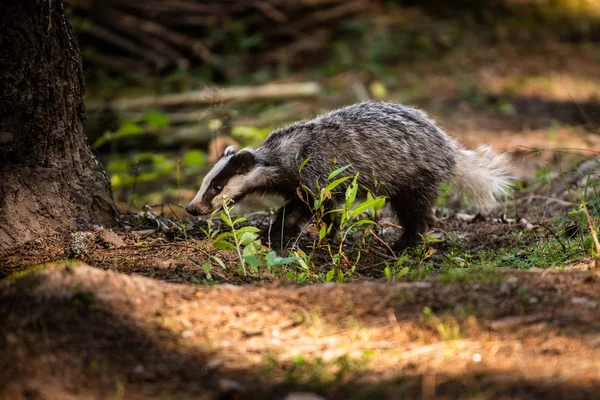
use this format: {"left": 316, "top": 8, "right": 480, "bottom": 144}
{"left": 557, "top": 154, "right": 600, "bottom": 257}
{"left": 422, "top": 307, "right": 462, "bottom": 342}
{"left": 384, "top": 254, "right": 410, "bottom": 282}
{"left": 211, "top": 196, "right": 300, "bottom": 276}
{"left": 293, "top": 157, "right": 387, "bottom": 278}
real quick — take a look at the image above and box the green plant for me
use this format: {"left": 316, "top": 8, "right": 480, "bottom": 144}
{"left": 212, "top": 196, "right": 262, "bottom": 275}
{"left": 212, "top": 196, "right": 300, "bottom": 276}
{"left": 422, "top": 306, "right": 462, "bottom": 342}
{"left": 558, "top": 154, "right": 600, "bottom": 257}
{"left": 93, "top": 110, "right": 170, "bottom": 150}
{"left": 384, "top": 254, "right": 410, "bottom": 282}
{"left": 294, "top": 157, "right": 387, "bottom": 278}
{"left": 414, "top": 234, "right": 445, "bottom": 270}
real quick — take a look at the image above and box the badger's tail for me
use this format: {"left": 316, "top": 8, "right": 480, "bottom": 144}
{"left": 451, "top": 145, "right": 514, "bottom": 210}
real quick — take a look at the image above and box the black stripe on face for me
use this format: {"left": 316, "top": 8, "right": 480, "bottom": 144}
{"left": 202, "top": 151, "right": 255, "bottom": 203}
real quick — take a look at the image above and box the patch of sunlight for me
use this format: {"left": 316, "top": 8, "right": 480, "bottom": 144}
{"left": 6, "top": 260, "right": 80, "bottom": 280}
{"left": 493, "top": 72, "right": 600, "bottom": 102}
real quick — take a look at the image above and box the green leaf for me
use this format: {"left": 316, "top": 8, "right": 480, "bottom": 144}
{"left": 301, "top": 184, "right": 315, "bottom": 196}
{"left": 202, "top": 263, "right": 212, "bottom": 273}
{"left": 313, "top": 198, "right": 322, "bottom": 210}
{"left": 350, "top": 198, "right": 386, "bottom": 218}
{"left": 328, "top": 164, "right": 353, "bottom": 180}
{"left": 243, "top": 255, "right": 260, "bottom": 268}
{"left": 324, "top": 176, "right": 352, "bottom": 193}
{"left": 213, "top": 238, "right": 235, "bottom": 250}
{"left": 298, "top": 156, "right": 311, "bottom": 173}
{"left": 240, "top": 33, "right": 263, "bottom": 49}
{"left": 395, "top": 254, "right": 409, "bottom": 267}
{"left": 243, "top": 240, "right": 262, "bottom": 257}
{"left": 140, "top": 110, "right": 169, "bottom": 128}
{"left": 265, "top": 251, "right": 277, "bottom": 264}
{"left": 115, "top": 121, "right": 143, "bottom": 138}
{"left": 326, "top": 269, "right": 335, "bottom": 282}
{"left": 285, "top": 271, "right": 295, "bottom": 280}
{"left": 352, "top": 219, "right": 377, "bottom": 227}
{"left": 345, "top": 174, "right": 359, "bottom": 210}
{"left": 372, "top": 197, "right": 386, "bottom": 213}
{"left": 384, "top": 266, "right": 392, "bottom": 282}
{"left": 182, "top": 150, "right": 206, "bottom": 166}
{"left": 295, "top": 253, "right": 310, "bottom": 271}
{"left": 214, "top": 232, "right": 234, "bottom": 241}
{"left": 92, "top": 133, "right": 112, "bottom": 149}
{"left": 268, "top": 256, "right": 301, "bottom": 266}
{"left": 396, "top": 266, "right": 409, "bottom": 278}
{"left": 220, "top": 213, "right": 233, "bottom": 227}
{"left": 337, "top": 270, "right": 344, "bottom": 283}
{"left": 424, "top": 235, "right": 445, "bottom": 243}
{"left": 238, "top": 232, "right": 258, "bottom": 246}
{"left": 106, "top": 159, "right": 129, "bottom": 173}
{"left": 211, "top": 256, "right": 226, "bottom": 268}
{"left": 236, "top": 226, "right": 260, "bottom": 234}
{"left": 233, "top": 217, "right": 247, "bottom": 226}
{"left": 319, "top": 224, "right": 327, "bottom": 240}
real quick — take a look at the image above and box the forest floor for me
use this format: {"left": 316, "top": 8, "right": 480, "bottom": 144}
{"left": 2, "top": 36, "right": 600, "bottom": 399}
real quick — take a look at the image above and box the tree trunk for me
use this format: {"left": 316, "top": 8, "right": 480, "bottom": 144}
{"left": 0, "top": 0, "right": 118, "bottom": 250}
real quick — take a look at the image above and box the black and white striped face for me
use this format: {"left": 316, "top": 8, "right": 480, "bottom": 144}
{"left": 186, "top": 146, "right": 258, "bottom": 216}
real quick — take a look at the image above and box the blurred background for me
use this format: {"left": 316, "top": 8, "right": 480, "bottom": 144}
{"left": 65, "top": 0, "right": 600, "bottom": 215}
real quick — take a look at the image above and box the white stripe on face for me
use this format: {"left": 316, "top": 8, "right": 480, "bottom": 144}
{"left": 189, "top": 154, "right": 233, "bottom": 207}
{"left": 210, "top": 166, "right": 277, "bottom": 210}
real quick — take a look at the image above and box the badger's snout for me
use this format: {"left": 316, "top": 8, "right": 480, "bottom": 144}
{"left": 185, "top": 203, "right": 206, "bottom": 216}
{"left": 186, "top": 203, "right": 200, "bottom": 216}
{"left": 186, "top": 202, "right": 215, "bottom": 216}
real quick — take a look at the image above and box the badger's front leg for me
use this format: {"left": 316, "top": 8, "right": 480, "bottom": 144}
{"left": 262, "top": 197, "right": 312, "bottom": 252}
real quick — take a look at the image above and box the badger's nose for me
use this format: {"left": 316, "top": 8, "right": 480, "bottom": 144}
{"left": 186, "top": 204, "right": 199, "bottom": 216}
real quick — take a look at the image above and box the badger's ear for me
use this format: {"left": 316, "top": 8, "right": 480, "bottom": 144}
{"left": 233, "top": 149, "right": 256, "bottom": 171}
{"left": 223, "top": 145, "right": 237, "bottom": 157}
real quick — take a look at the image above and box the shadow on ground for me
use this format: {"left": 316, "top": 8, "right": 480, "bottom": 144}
{"left": 1, "top": 262, "right": 599, "bottom": 399}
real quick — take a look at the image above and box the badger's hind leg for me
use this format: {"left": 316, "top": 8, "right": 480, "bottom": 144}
{"left": 389, "top": 188, "right": 436, "bottom": 251}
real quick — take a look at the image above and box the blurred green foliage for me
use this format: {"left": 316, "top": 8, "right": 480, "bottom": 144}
{"left": 94, "top": 110, "right": 170, "bottom": 150}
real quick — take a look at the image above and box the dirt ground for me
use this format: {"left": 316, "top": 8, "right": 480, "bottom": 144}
{"left": 1, "top": 261, "right": 600, "bottom": 400}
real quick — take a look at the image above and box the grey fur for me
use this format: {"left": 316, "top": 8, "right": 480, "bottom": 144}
{"left": 188, "top": 101, "right": 513, "bottom": 250}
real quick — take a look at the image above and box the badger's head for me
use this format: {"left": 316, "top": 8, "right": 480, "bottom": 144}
{"left": 186, "top": 145, "right": 268, "bottom": 216}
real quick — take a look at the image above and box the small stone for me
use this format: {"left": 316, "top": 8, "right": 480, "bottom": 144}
{"left": 472, "top": 353, "right": 482, "bottom": 363}
{"left": 96, "top": 229, "right": 125, "bottom": 248}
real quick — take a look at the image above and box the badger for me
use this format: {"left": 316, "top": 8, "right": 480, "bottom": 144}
{"left": 186, "top": 101, "right": 512, "bottom": 250}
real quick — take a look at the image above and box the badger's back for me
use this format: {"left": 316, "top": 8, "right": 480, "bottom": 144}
{"left": 257, "top": 101, "right": 457, "bottom": 197}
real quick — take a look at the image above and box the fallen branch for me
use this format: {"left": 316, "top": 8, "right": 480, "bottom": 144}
{"left": 87, "top": 82, "right": 321, "bottom": 111}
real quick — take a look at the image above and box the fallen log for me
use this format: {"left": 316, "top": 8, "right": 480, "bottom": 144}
{"left": 87, "top": 82, "right": 321, "bottom": 112}
{"left": 93, "top": 126, "right": 216, "bottom": 152}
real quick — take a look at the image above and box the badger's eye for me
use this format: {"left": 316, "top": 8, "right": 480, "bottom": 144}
{"left": 213, "top": 185, "right": 223, "bottom": 193}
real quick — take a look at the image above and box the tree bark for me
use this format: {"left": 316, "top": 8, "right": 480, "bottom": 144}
{"left": 0, "top": 0, "right": 118, "bottom": 250}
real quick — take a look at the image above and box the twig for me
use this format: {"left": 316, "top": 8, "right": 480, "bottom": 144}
{"left": 581, "top": 200, "right": 600, "bottom": 256}
{"left": 489, "top": 314, "right": 548, "bottom": 330}
{"left": 86, "top": 23, "right": 167, "bottom": 69}
{"left": 539, "top": 223, "right": 568, "bottom": 254}
{"left": 87, "top": 82, "right": 321, "bottom": 111}
{"left": 368, "top": 228, "right": 396, "bottom": 258}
